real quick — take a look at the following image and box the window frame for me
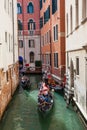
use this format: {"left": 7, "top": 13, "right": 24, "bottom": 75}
{"left": 53, "top": 24, "right": 58, "bottom": 42}
{"left": 30, "top": 52, "right": 34, "bottom": 63}
{"left": 54, "top": 53, "right": 58, "bottom": 68}
{"left": 29, "top": 40, "right": 35, "bottom": 48}
{"left": 27, "top": 2, "right": 34, "bottom": 13}
{"left": 19, "top": 40, "right": 23, "bottom": 48}
{"left": 76, "top": 57, "right": 79, "bottom": 75}
{"left": 17, "top": 3, "right": 22, "bottom": 14}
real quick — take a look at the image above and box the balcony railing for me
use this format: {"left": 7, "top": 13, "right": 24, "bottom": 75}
{"left": 18, "top": 31, "right": 23, "bottom": 36}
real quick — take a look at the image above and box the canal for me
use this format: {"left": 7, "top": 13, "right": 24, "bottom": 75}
{"left": 0, "top": 74, "right": 86, "bottom": 130}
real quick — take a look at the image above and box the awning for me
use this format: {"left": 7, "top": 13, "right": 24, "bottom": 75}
{"left": 19, "top": 56, "right": 23, "bottom": 62}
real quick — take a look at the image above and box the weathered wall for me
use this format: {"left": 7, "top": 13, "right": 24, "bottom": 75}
{"left": 0, "top": 62, "right": 19, "bottom": 120}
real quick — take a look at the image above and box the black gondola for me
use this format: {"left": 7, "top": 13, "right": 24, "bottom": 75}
{"left": 20, "top": 75, "right": 31, "bottom": 90}
{"left": 49, "top": 84, "right": 64, "bottom": 92}
{"left": 37, "top": 82, "right": 54, "bottom": 115}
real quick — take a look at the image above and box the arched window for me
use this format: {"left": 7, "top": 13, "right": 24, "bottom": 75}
{"left": 30, "top": 52, "right": 34, "bottom": 63}
{"left": 17, "top": 3, "right": 22, "bottom": 14}
{"left": 18, "top": 20, "right": 23, "bottom": 30}
{"left": 27, "top": 2, "right": 34, "bottom": 13}
{"left": 28, "top": 19, "right": 36, "bottom": 30}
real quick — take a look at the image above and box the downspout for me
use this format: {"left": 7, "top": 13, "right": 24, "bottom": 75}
{"left": 39, "top": 1, "right": 41, "bottom": 61}
{"left": 22, "top": 0, "right": 25, "bottom": 64}
{"left": 11, "top": 0, "right": 15, "bottom": 96}
{"left": 50, "top": 0, "right": 53, "bottom": 74}
{"left": 12, "top": 0, "right": 15, "bottom": 64}
{"left": 85, "top": 57, "right": 87, "bottom": 114}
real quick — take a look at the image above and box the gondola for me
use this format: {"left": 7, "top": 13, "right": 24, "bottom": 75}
{"left": 20, "top": 75, "right": 31, "bottom": 90}
{"left": 37, "top": 82, "right": 54, "bottom": 115}
{"left": 38, "top": 93, "right": 54, "bottom": 114}
{"left": 49, "top": 84, "right": 64, "bottom": 92}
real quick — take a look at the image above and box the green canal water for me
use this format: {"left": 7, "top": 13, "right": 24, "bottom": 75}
{"left": 0, "top": 74, "right": 86, "bottom": 130}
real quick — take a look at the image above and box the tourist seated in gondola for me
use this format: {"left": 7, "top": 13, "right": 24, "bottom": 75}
{"left": 38, "top": 94, "right": 52, "bottom": 111}
{"left": 39, "top": 82, "right": 49, "bottom": 94}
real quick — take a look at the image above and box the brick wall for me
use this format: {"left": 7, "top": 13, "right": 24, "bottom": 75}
{"left": 0, "top": 62, "right": 19, "bottom": 120}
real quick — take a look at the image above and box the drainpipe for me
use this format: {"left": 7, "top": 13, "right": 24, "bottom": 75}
{"left": 11, "top": 0, "right": 15, "bottom": 96}
{"left": 40, "top": 30, "right": 41, "bottom": 61}
{"left": 50, "top": 0, "right": 52, "bottom": 74}
{"left": 22, "top": 0, "right": 25, "bottom": 65}
{"left": 12, "top": 0, "right": 15, "bottom": 64}
{"left": 85, "top": 57, "right": 87, "bottom": 113}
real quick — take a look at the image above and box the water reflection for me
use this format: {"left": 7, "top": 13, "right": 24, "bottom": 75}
{"left": 0, "top": 74, "right": 85, "bottom": 130}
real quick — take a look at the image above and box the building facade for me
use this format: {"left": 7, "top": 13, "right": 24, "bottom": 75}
{"left": 65, "top": 0, "right": 87, "bottom": 122}
{"left": 0, "top": 0, "right": 19, "bottom": 119}
{"left": 40, "top": 0, "right": 65, "bottom": 84}
{"left": 17, "top": 0, "right": 40, "bottom": 68}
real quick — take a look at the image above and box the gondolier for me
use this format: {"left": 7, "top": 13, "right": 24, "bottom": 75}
{"left": 20, "top": 75, "right": 31, "bottom": 90}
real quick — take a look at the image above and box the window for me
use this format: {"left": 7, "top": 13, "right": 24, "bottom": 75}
{"left": 30, "top": 52, "right": 34, "bottom": 63}
{"left": 50, "top": 53, "right": 51, "bottom": 65}
{"left": 27, "top": 2, "right": 34, "bottom": 13}
{"left": 10, "top": 2, "right": 12, "bottom": 17}
{"left": 10, "top": 36, "right": 13, "bottom": 51}
{"left": 41, "top": 36, "right": 44, "bottom": 47}
{"left": 46, "top": 54, "right": 50, "bottom": 65}
{"left": 17, "top": 3, "right": 22, "bottom": 14}
{"left": 66, "top": 13, "right": 68, "bottom": 35}
{"left": 18, "top": 20, "right": 23, "bottom": 30}
{"left": 44, "top": 6, "right": 50, "bottom": 24}
{"left": 19, "top": 40, "right": 23, "bottom": 48}
{"left": 8, "top": 0, "right": 9, "bottom": 14}
{"left": 29, "top": 40, "right": 35, "bottom": 48}
{"left": 4, "top": 0, "right": 6, "bottom": 9}
{"left": 5, "top": 32, "right": 7, "bottom": 42}
{"left": 47, "top": 32, "right": 49, "bottom": 43}
{"left": 52, "top": 0, "right": 57, "bottom": 14}
{"left": 49, "top": 30, "right": 51, "bottom": 43}
{"left": 76, "top": 57, "right": 79, "bottom": 75}
{"left": 70, "top": 5, "right": 73, "bottom": 32}
{"left": 40, "top": 0, "right": 42, "bottom": 10}
{"left": 75, "top": 0, "right": 79, "bottom": 26}
{"left": 42, "top": 54, "right": 44, "bottom": 64}
{"left": 40, "top": 17, "right": 43, "bottom": 28}
{"left": 9, "top": 34, "right": 10, "bottom": 52}
{"left": 28, "top": 19, "right": 35, "bottom": 30}
{"left": 8, "top": 34, "right": 13, "bottom": 52}
{"left": 6, "top": 71, "right": 9, "bottom": 82}
{"left": 82, "top": 0, "right": 87, "bottom": 19}
{"left": 53, "top": 24, "right": 58, "bottom": 41}
{"left": 54, "top": 53, "right": 58, "bottom": 68}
